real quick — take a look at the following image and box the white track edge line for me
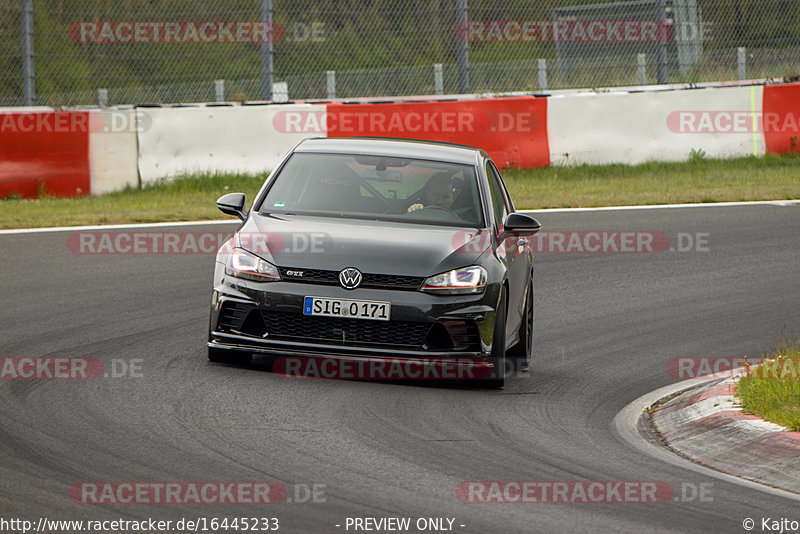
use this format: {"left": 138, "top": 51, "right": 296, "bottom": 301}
{"left": 524, "top": 199, "right": 800, "bottom": 213}
{"left": 0, "top": 219, "right": 239, "bottom": 235}
{"left": 1, "top": 199, "right": 797, "bottom": 235}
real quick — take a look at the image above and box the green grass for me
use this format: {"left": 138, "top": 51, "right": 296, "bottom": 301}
{"left": 736, "top": 335, "right": 800, "bottom": 431}
{"left": 0, "top": 172, "right": 266, "bottom": 229}
{"left": 501, "top": 153, "right": 800, "bottom": 209}
{"left": 1, "top": 154, "right": 799, "bottom": 229}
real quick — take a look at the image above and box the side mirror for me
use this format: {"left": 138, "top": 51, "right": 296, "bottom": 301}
{"left": 216, "top": 193, "right": 247, "bottom": 221}
{"left": 504, "top": 213, "right": 541, "bottom": 234}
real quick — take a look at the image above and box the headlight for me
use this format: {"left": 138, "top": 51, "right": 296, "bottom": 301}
{"left": 225, "top": 248, "right": 280, "bottom": 282}
{"left": 420, "top": 266, "right": 487, "bottom": 295}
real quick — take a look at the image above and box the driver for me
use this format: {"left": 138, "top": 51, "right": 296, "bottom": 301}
{"left": 408, "top": 173, "right": 455, "bottom": 212}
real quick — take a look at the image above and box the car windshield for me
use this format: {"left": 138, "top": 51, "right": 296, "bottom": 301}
{"left": 258, "top": 152, "right": 484, "bottom": 228}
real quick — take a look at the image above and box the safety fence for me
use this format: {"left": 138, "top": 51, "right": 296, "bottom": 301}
{"left": 3, "top": 1, "right": 800, "bottom": 107}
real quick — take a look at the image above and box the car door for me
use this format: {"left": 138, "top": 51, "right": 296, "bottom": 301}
{"left": 485, "top": 160, "right": 526, "bottom": 344}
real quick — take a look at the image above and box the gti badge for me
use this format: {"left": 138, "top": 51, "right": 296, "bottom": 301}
{"left": 339, "top": 267, "right": 362, "bottom": 289}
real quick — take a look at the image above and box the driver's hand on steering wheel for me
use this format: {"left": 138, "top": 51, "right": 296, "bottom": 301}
{"left": 407, "top": 203, "right": 424, "bottom": 212}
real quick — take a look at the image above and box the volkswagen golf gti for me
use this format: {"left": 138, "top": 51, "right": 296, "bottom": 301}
{"left": 207, "top": 137, "right": 541, "bottom": 387}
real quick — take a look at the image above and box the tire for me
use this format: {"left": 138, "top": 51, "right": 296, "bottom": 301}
{"left": 507, "top": 277, "right": 534, "bottom": 370}
{"left": 482, "top": 286, "right": 507, "bottom": 389}
{"left": 208, "top": 345, "right": 252, "bottom": 365}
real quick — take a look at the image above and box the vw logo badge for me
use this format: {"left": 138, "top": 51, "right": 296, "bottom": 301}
{"left": 339, "top": 267, "right": 362, "bottom": 289}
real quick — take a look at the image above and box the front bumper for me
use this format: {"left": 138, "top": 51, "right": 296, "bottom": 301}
{"left": 209, "top": 337, "right": 494, "bottom": 380}
{"left": 208, "top": 277, "right": 499, "bottom": 360}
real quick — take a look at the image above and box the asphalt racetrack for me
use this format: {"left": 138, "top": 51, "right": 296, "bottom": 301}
{"left": 1, "top": 203, "right": 799, "bottom": 533}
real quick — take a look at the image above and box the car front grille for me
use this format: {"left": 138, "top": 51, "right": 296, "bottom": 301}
{"left": 278, "top": 267, "right": 424, "bottom": 291}
{"left": 260, "top": 311, "right": 432, "bottom": 349}
{"left": 218, "top": 302, "right": 250, "bottom": 332}
{"left": 441, "top": 320, "right": 482, "bottom": 350}
{"left": 217, "top": 301, "right": 436, "bottom": 350}
{"left": 216, "top": 299, "right": 483, "bottom": 351}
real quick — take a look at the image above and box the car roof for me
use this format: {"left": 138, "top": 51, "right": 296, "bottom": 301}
{"left": 293, "top": 137, "right": 485, "bottom": 165}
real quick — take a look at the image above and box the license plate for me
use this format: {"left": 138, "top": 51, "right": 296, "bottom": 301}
{"left": 303, "top": 296, "right": 390, "bottom": 321}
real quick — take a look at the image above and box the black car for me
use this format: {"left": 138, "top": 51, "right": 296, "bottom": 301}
{"left": 207, "top": 137, "right": 541, "bottom": 387}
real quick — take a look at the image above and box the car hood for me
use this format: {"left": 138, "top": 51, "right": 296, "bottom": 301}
{"left": 236, "top": 213, "right": 491, "bottom": 276}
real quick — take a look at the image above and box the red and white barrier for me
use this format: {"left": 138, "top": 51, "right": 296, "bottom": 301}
{"left": 2, "top": 82, "right": 798, "bottom": 199}
{"left": 134, "top": 97, "right": 549, "bottom": 185}
{"left": 0, "top": 108, "right": 138, "bottom": 198}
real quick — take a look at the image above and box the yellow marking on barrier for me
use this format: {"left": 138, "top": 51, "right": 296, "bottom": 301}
{"left": 751, "top": 86, "right": 758, "bottom": 156}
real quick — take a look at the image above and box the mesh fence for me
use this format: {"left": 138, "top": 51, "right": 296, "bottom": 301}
{"left": 3, "top": 0, "right": 800, "bottom": 107}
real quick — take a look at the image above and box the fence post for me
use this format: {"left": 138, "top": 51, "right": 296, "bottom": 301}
{"left": 215, "top": 80, "right": 225, "bottom": 103}
{"left": 22, "top": 0, "right": 35, "bottom": 106}
{"left": 737, "top": 47, "right": 747, "bottom": 81}
{"left": 260, "top": 0, "right": 273, "bottom": 100}
{"left": 455, "top": 0, "right": 469, "bottom": 94}
{"left": 434, "top": 63, "right": 443, "bottom": 95}
{"left": 538, "top": 59, "right": 547, "bottom": 91}
{"left": 656, "top": 0, "right": 668, "bottom": 84}
{"left": 637, "top": 53, "right": 647, "bottom": 85}
{"left": 97, "top": 89, "right": 108, "bottom": 107}
{"left": 327, "top": 71, "right": 336, "bottom": 99}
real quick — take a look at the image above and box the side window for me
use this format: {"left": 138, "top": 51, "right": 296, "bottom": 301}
{"left": 490, "top": 162, "right": 515, "bottom": 213}
{"left": 485, "top": 162, "right": 510, "bottom": 230}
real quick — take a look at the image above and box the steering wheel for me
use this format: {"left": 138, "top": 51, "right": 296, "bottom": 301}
{"left": 418, "top": 205, "right": 456, "bottom": 214}
{"left": 413, "top": 205, "right": 464, "bottom": 222}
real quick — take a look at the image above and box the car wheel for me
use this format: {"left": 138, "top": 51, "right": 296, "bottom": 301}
{"left": 508, "top": 276, "right": 534, "bottom": 370}
{"left": 208, "top": 345, "right": 252, "bottom": 365}
{"left": 483, "top": 286, "right": 507, "bottom": 389}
